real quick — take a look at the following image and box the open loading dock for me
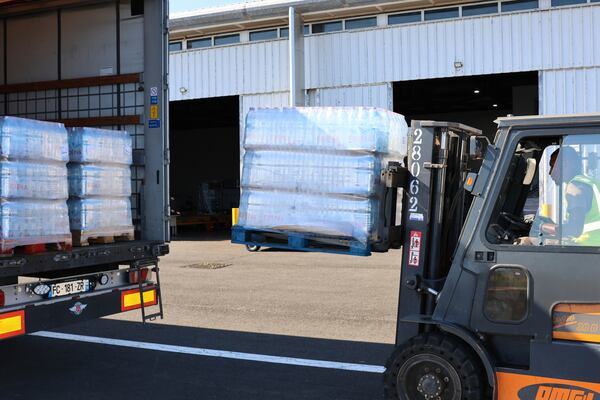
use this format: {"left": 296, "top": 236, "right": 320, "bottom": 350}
{"left": 169, "top": 96, "right": 240, "bottom": 237}
{"left": 393, "top": 72, "right": 539, "bottom": 138}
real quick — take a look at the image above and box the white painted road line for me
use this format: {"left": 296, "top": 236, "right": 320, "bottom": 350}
{"left": 32, "top": 331, "right": 386, "bottom": 374}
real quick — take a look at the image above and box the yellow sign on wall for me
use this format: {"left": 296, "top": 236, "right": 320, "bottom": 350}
{"left": 150, "top": 105, "right": 159, "bottom": 119}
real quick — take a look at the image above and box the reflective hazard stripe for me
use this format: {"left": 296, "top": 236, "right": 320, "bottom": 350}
{"left": 583, "top": 220, "right": 600, "bottom": 234}
{"left": 583, "top": 182, "right": 600, "bottom": 233}
{"left": 592, "top": 183, "right": 600, "bottom": 214}
{"left": 573, "top": 176, "right": 600, "bottom": 235}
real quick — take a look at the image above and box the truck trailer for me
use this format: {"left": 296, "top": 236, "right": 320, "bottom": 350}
{"left": 0, "top": 0, "right": 169, "bottom": 340}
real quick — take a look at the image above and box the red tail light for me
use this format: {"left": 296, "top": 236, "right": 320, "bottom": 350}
{"left": 128, "top": 268, "right": 149, "bottom": 284}
{"left": 0, "top": 290, "right": 4, "bottom": 307}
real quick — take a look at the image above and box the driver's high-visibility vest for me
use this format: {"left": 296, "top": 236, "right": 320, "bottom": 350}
{"left": 570, "top": 175, "right": 600, "bottom": 246}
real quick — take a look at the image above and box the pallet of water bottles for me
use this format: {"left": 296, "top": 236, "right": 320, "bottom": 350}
{"left": 231, "top": 225, "right": 371, "bottom": 256}
{"left": 0, "top": 117, "right": 135, "bottom": 255}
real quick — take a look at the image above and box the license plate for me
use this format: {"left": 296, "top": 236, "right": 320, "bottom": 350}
{"left": 49, "top": 279, "right": 91, "bottom": 298}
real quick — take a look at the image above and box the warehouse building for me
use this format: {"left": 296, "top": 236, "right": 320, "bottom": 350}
{"left": 167, "top": 0, "right": 600, "bottom": 233}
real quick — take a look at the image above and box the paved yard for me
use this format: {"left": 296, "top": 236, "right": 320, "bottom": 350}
{"left": 116, "top": 233, "right": 402, "bottom": 343}
{"left": 0, "top": 234, "right": 403, "bottom": 399}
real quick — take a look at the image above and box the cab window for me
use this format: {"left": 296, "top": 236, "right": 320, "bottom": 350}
{"left": 486, "top": 134, "right": 600, "bottom": 247}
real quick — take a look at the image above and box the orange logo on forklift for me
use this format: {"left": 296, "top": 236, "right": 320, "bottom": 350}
{"left": 518, "top": 384, "right": 598, "bottom": 400}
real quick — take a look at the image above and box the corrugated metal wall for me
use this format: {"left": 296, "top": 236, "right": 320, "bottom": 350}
{"left": 540, "top": 67, "right": 600, "bottom": 115}
{"left": 240, "top": 91, "right": 288, "bottom": 141}
{"left": 308, "top": 84, "right": 392, "bottom": 109}
{"left": 170, "top": 4, "right": 600, "bottom": 102}
{"left": 171, "top": 40, "right": 289, "bottom": 101}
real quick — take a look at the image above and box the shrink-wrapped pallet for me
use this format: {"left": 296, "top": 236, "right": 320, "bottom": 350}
{"left": 237, "top": 107, "right": 408, "bottom": 245}
{"left": 67, "top": 127, "right": 134, "bottom": 245}
{"left": 0, "top": 117, "right": 69, "bottom": 162}
{"left": 0, "top": 117, "right": 71, "bottom": 252}
{"left": 0, "top": 161, "right": 68, "bottom": 199}
{"left": 68, "top": 164, "right": 131, "bottom": 198}
{"left": 0, "top": 200, "right": 70, "bottom": 247}
{"left": 68, "top": 198, "right": 133, "bottom": 235}
{"left": 68, "top": 127, "right": 132, "bottom": 164}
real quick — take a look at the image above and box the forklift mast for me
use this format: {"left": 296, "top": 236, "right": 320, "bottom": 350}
{"left": 395, "top": 121, "right": 483, "bottom": 345}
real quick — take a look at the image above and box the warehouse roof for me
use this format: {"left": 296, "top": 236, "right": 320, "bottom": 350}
{"left": 170, "top": 0, "right": 476, "bottom": 37}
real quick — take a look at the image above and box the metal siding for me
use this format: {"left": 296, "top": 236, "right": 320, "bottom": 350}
{"left": 305, "top": 5, "right": 600, "bottom": 88}
{"left": 310, "top": 84, "right": 391, "bottom": 109}
{"left": 540, "top": 68, "right": 600, "bottom": 115}
{"left": 170, "top": 39, "right": 289, "bottom": 101}
{"left": 171, "top": 5, "right": 600, "bottom": 101}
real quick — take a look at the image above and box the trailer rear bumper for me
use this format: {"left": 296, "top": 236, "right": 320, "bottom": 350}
{"left": 0, "top": 284, "right": 157, "bottom": 340}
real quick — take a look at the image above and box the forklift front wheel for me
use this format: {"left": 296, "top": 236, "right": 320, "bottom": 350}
{"left": 383, "top": 333, "right": 485, "bottom": 400}
{"left": 246, "top": 244, "right": 261, "bottom": 252}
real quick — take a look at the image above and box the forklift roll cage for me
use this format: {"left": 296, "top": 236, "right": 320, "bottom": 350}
{"left": 390, "top": 114, "right": 600, "bottom": 399}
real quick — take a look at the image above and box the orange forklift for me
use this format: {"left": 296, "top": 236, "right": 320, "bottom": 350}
{"left": 382, "top": 115, "right": 600, "bottom": 399}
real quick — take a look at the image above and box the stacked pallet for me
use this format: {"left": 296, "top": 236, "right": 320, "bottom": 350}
{"left": 0, "top": 117, "right": 71, "bottom": 254}
{"left": 67, "top": 127, "right": 134, "bottom": 246}
{"left": 234, "top": 107, "right": 408, "bottom": 255}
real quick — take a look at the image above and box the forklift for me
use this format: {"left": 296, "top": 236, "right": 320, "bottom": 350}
{"left": 383, "top": 115, "right": 600, "bottom": 399}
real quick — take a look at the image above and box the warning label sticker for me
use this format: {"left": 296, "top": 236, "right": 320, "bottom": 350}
{"left": 150, "top": 105, "right": 159, "bottom": 119}
{"left": 408, "top": 231, "right": 422, "bottom": 267}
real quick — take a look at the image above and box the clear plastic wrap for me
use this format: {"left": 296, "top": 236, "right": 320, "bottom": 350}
{"left": 238, "top": 107, "right": 408, "bottom": 245}
{"left": 68, "top": 198, "right": 133, "bottom": 235}
{"left": 0, "top": 161, "right": 68, "bottom": 199}
{"left": 242, "top": 150, "right": 379, "bottom": 196}
{"left": 0, "top": 200, "right": 70, "bottom": 251}
{"left": 0, "top": 117, "right": 70, "bottom": 250}
{"left": 67, "top": 127, "right": 134, "bottom": 241}
{"left": 68, "top": 127, "right": 132, "bottom": 165}
{"left": 0, "top": 116, "right": 68, "bottom": 162}
{"left": 68, "top": 164, "right": 131, "bottom": 198}
{"left": 244, "top": 107, "right": 407, "bottom": 157}
{"left": 239, "top": 189, "right": 376, "bottom": 243}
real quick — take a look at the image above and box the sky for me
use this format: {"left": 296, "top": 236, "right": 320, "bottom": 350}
{"left": 170, "top": 0, "right": 261, "bottom": 13}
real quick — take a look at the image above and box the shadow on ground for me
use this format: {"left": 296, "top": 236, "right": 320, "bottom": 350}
{"left": 0, "top": 319, "right": 391, "bottom": 400}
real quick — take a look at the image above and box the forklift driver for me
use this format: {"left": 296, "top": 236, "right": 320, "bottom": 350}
{"left": 535, "top": 146, "right": 600, "bottom": 246}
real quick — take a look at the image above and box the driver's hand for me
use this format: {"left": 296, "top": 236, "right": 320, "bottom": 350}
{"left": 515, "top": 237, "right": 533, "bottom": 245}
{"left": 530, "top": 215, "right": 554, "bottom": 237}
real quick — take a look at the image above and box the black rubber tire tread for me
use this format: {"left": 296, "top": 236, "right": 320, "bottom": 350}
{"left": 383, "top": 332, "right": 487, "bottom": 400}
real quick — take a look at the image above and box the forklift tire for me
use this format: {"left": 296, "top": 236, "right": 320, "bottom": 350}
{"left": 383, "top": 332, "right": 485, "bottom": 400}
{"left": 246, "top": 244, "right": 261, "bottom": 252}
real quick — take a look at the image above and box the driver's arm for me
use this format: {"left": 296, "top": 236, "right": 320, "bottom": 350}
{"left": 541, "top": 182, "right": 592, "bottom": 237}
{"left": 562, "top": 182, "right": 592, "bottom": 237}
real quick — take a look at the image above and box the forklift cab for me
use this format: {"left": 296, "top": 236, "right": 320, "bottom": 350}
{"left": 385, "top": 115, "right": 600, "bottom": 400}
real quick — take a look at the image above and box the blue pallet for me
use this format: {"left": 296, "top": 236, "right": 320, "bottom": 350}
{"left": 231, "top": 225, "right": 371, "bottom": 257}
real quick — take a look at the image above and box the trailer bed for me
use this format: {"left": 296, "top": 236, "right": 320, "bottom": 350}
{"left": 0, "top": 241, "right": 169, "bottom": 279}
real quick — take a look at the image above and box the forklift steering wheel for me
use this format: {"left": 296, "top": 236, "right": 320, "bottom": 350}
{"left": 499, "top": 212, "right": 531, "bottom": 231}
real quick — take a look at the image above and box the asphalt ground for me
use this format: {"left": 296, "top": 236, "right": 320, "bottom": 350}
{"left": 0, "top": 232, "right": 402, "bottom": 399}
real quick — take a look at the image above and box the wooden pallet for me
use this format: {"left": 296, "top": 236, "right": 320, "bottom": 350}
{"left": 72, "top": 230, "right": 135, "bottom": 247}
{"left": 231, "top": 225, "right": 371, "bottom": 256}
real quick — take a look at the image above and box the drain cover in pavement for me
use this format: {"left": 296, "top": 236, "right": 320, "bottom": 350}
{"left": 180, "top": 262, "right": 232, "bottom": 270}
